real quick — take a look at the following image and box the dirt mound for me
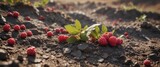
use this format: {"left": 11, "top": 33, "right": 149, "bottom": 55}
{"left": 95, "top": 7, "right": 160, "bottom": 21}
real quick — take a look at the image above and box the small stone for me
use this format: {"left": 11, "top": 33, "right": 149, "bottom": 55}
{"left": 0, "top": 49, "right": 8, "bottom": 60}
{"left": 17, "top": 55, "right": 23, "bottom": 62}
{"left": 77, "top": 43, "right": 88, "bottom": 51}
{"left": 44, "top": 64, "right": 50, "bottom": 67}
{"left": 42, "top": 55, "right": 49, "bottom": 59}
{"left": 28, "top": 57, "right": 42, "bottom": 63}
{"left": 0, "top": 61, "right": 10, "bottom": 67}
{"left": 0, "top": 15, "right": 6, "bottom": 25}
{"left": 23, "top": 22, "right": 37, "bottom": 29}
{"left": 148, "top": 53, "right": 158, "bottom": 61}
{"left": 63, "top": 48, "right": 71, "bottom": 54}
{"left": 71, "top": 50, "right": 82, "bottom": 58}
{"left": 0, "top": 33, "right": 11, "bottom": 40}
{"left": 56, "top": 53, "right": 63, "bottom": 58}
{"left": 101, "top": 53, "right": 109, "bottom": 58}
{"left": 133, "top": 62, "right": 140, "bottom": 67}
{"left": 9, "top": 60, "right": 19, "bottom": 67}
{"left": 98, "top": 58, "right": 104, "bottom": 63}
{"left": 124, "top": 59, "right": 133, "bottom": 65}
{"left": 30, "top": 29, "right": 42, "bottom": 35}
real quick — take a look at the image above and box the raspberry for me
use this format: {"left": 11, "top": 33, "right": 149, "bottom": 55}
{"left": 27, "top": 46, "right": 36, "bottom": 56}
{"left": 24, "top": 16, "right": 31, "bottom": 21}
{"left": 98, "top": 36, "right": 108, "bottom": 46}
{"left": 26, "top": 30, "right": 33, "bottom": 36}
{"left": 54, "top": 28, "right": 61, "bottom": 33}
{"left": 109, "top": 36, "right": 117, "bottom": 47}
{"left": 47, "top": 31, "right": 53, "bottom": 37}
{"left": 13, "top": 25, "right": 20, "bottom": 31}
{"left": 13, "top": 11, "right": 19, "bottom": 18}
{"left": 102, "top": 33, "right": 109, "bottom": 41}
{"left": 58, "top": 35, "right": 69, "bottom": 43}
{"left": 61, "top": 28, "right": 68, "bottom": 34}
{"left": 107, "top": 32, "right": 113, "bottom": 37}
{"left": 143, "top": 59, "right": 151, "bottom": 67}
{"left": 38, "top": 15, "right": 45, "bottom": 20}
{"left": 124, "top": 32, "right": 128, "bottom": 36}
{"left": 125, "top": 35, "right": 130, "bottom": 39}
{"left": 20, "top": 32, "right": 27, "bottom": 39}
{"left": 20, "top": 24, "right": 26, "bottom": 30}
{"left": 116, "top": 38, "right": 123, "bottom": 45}
{"left": 7, "top": 38, "right": 16, "bottom": 46}
{"left": 3, "top": 24, "right": 11, "bottom": 32}
{"left": 7, "top": 12, "right": 13, "bottom": 17}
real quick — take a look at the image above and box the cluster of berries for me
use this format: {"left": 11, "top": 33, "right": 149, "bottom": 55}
{"left": 7, "top": 11, "right": 19, "bottom": 18}
{"left": 54, "top": 27, "right": 68, "bottom": 34}
{"left": 98, "top": 32, "right": 123, "bottom": 47}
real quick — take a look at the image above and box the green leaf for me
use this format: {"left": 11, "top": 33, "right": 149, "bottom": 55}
{"left": 33, "top": 2, "right": 41, "bottom": 7}
{"left": 7, "top": 0, "right": 13, "bottom": 4}
{"left": 102, "top": 24, "right": 108, "bottom": 33}
{"left": 85, "top": 24, "right": 101, "bottom": 38}
{"left": 83, "top": 25, "right": 88, "bottom": 30}
{"left": 41, "top": 0, "right": 49, "bottom": 5}
{"left": 95, "top": 26, "right": 100, "bottom": 33}
{"left": 75, "top": 19, "right": 81, "bottom": 30}
{"left": 64, "top": 25, "right": 80, "bottom": 35}
{"left": 80, "top": 33, "right": 88, "bottom": 41}
{"left": 91, "top": 31, "right": 99, "bottom": 39}
{"left": 67, "top": 36, "right": 77, "bottom": 43}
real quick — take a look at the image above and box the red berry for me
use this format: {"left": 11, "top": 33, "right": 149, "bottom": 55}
{"left": 13, "top": 25, "right": 20, "bottom": 31}
{"left": 61, "top": 29, "right": 68, "bottom": 34}
{"left": 20, "top": 24, "right": 26, "bottom": 30}
{"left": 58, "top": 35, "right": 69, "bottom": 43}
{"left": 102, "top": 33, "right": 109, "bottom": 41}
{"left": 54, "top": 28, "right": 61, "bottom": 33}
{"left": 38, "top": 15, "right": 45, "bottom": 20}
{"left": 7, "top": 12, "right": 13, "bottom": 17}
{"left": 107, "top": 32, "right": 113, "bottom": 37}
{"left": 125, "top": 35, "right": 130, "bottom": 39}
{"left": 20, "top": 32, "right": 27, "bottom": 39}
{"left": 3, "top": 24, "right": 11, "bottom": 32}
{"left": 26, "top": 30, "right": 33, "bottom": 36}
{"left": 116, "top": 38, "right": 123, "bottom": 45}
{"left": 7, "top": 38, "right": 16, "bottom": 45}
{"left": 124, "top": 32, "right": 128, "bottom": 36}
{"left": 27, "top": 46, "right": 36, "bottom": 56}
{"left": 143, "top": 59, "right": 151, "bottom": 67}
{"left": 47, "top": 31, "right": 53, "bottom": 37}
{"left": 98, "top": 36, "right": 108, "bottom": 46}
{"left": 109, "top": 36, "right": 117, "bottom": 47}
{"left": 13, "top": 11, "right": 19, "bottom": 18}
{"left": 25, "top": 16, "right": 31, "bottom": 21}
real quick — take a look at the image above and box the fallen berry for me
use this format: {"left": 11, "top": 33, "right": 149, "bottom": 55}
{"left": 102, "top": 33, "right": 109, "bottom": 41}
{"left": 7, "top": 38, "right": 16, "bottom": 46}
{"left": 27, "top": 46, "right": 36, "bottom": 56}
{"left": 54, "top": 28, "right": 61, "bottom": 33}
{"left": 3, "top": 24, "right": 11, "bottom": 32}
{"left": 7, "top": 12, "right": 13, "bottom": 17}
{"left": 116, "top": 38, "right": 123, "bottom": 45}
{"left": 107, "top": 32, "right": 113, "bottom": 37}
{"left": 13, "top": 25, "right": 20, "bottom": 31}
{"left": 13, "top": 11, "right": 19, "bottom": 18}
{"left": 20, "top": 32, "right": 27, "bottom": 39}
{"left": 98, "top": 36, "right": 108, "bottom": 46}
{"left": 143, "top": 59, "right": 151, "bottom": 67}
{"left": 47, "top": 31, "right": 53, "bottom": 37}
{"left": 26, "top": 30, "right": 33, "bottom": 36}
{"left": 124, "top": 32, "right": 128, "bottom": 36}
{"left": 58, "top": 35, "right": 69, "bottom": 43}
{"left": 109, "top": 36, "right": 117, "bottom": 47}
{"left": 24, "top": 16, "right": 31, "bottom": 21}
{"left": 125, "top": 35, "right": 130, "bottom": 39}
{"left": 20, "top": 24, "right": 26, "bottom": 30}
{"left": 38, "top": 15, "right": 45, "bottom": 20}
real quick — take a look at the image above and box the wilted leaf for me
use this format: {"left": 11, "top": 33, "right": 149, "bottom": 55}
{"left": 75, "top": 19, "right": 81, "bottom": 30}
{"left": 65, "top": 25, "right": 80, "bottom": 35}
